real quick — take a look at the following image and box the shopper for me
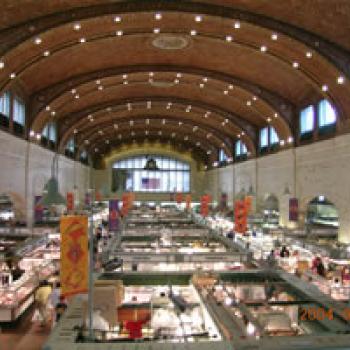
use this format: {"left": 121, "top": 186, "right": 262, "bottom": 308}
{"left": 35, "top": 280, "right": 52, "bottom": 327}
{"left": 280, "top": 246, "right": 290, "bottom": 258}
{"left": 266, "top": 250, "right": 277, "bottom": 268}
{"left": 54, "top": 295, "right": 67, "bottom": 323}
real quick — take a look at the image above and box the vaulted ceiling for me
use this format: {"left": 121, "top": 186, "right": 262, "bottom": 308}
{"left": 0, "top": 0, "right": 349, "bottom": 166}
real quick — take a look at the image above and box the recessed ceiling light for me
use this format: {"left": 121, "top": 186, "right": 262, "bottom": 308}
{"left": 337, "top": 76, "right": 345, "bottom": 84}
{"left": 155, "top": 13, "right": 162, "bottom": 20}
{"left": 174, "top": 79, "right": 180, "bottom": 84}
{"left": 74, "top": 94, "right": 80, "bottom": 99}
{"left": 178, "top": 121, "right": 182, "bottom": 126}
{"left": 237, "top": 134, "right": 241, "bottom": 138}
{"left": 221, "top": 121, "right": 225, "bottom": 126}
{"left": 287, "top": 136, "right": 293, "bottom": 143}
{"left": 271, "top": 33, "right": 278, "bottom": 40}
{"left": 223, "top": 90, "right": 228, "bottom": 95}
{"left": 228, "top": 84, "right": 234, "bottom": 90}
{"left": 246, "top": 100, "right": 252, "bottom": 106}
{"left": 71, "top": 89, "right": 76, "bottom": 94}
{"left": 45, "top": 106, "right": 51, "bottom": 111}
{"left": 176, "top": 72, "right": 182, "bottom": 78}
{"left": 10, "top": 72, "right": 16, "bottom": 79}
{"left": 116, "top": 30, "right": 123, "bottom": 36}
{"left": 34, "top": 37, "right": 42, "bottom": 45}
{"left": 260, "top": 45, "right": 267, "bottom": 52}
{"left": 98, "top": 85, "right": 103, "bottom": 90}
{"left": 153, "top": 28, "right": 160, "bottom": 34}
{"left": 43, "top": 50, "right": 50, "bottom": 56}
{"left": 190, "top": 30, "right": 197, "bottom": 36}
{"left": 149, "top": 72, "right": 154, "bottom": 77}
{"left": 267, "top": 117, "right": 271, "bottom": 122}
{"left": 226, "top": 35, "right": 233, "bottom": 42}
{"left": 80, "top": 37, "right": 86, "bottom": 43}
{"left": 252, "top": 96, "right": 257, "bottom": 101}
{"left": 274, "top": 113, "right": 278, "bottom": 118}
{"left": 292, "top": 61, "right": 299, "bottom": 68}
{"left": 195, "top": 15, "right": 202, "bottom": 22}
{"left": 162, "top": 119, "right": 166, "bottom": 124}
{"left": 96, "top": 79, "right": 101, "bottom": 84}
{"left": 123, "top": 80, "right": 128, "bottom": 85}
{"left": 114, "top": 16, "right": 121, "bottom": 23}
{"left": 225, "top": 118, "right": 229, "bottom": 123}
{"left": 306, "top": 51, "right": 313, "bottom": 58}
{"left": 73, "top": 23, "right": 81, "bottom": 31}
{"left": 241, "top": 131, "right": 245, "bottom": 136}
{"left": 199, "top": 83, "right": 204, "bottom": 88}
{"left": 0, "top": 61, "right": 4, "bottom": 69}
{"left": 321, "top": 84, "right": 328, "bottom": 92}
{"left": 122, "top": 74, "right": 128, "bottom": 80}
{"left": 203, "top": 77, "right": 208, "bottom": 82}
{"left": 51, "top": 111, "right": 56, "bottom": 116}
{"left": 234, "top": 21, "right": 241, "bottom": 29}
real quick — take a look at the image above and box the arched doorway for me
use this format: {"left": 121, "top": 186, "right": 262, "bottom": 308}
{"left": 306, "top": 196, "right": 339, "bottom": 238}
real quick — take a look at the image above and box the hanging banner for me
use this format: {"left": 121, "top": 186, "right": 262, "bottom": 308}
{"left": 121, "top": 192, "right": 132, "bottom": 216}
{"left": 244, "top": 196, "right": 253, "bottom": 214}
{"left": 289, "top": 198, "right": 299, "bottom": 221}
{"left": 175, "top": 193, "right": 183, "bottom": 204}
{"left": 66, "top": 192, "right": 74, "bottom": 211}
{"left": 60, "top": 216, "right": 88, "bottom": 297}
{"left": 84, "top": 192, "right": 91, "bottom": 207}
{"left": 220, "top": 193, "right": 228, "bottom": 209}
{"left": 109, "top": 199, "right": 119, "bottom": 231}
{"left": 185, "top": 194, "right": 192, "bottom": 211}
{"left": 234, "top": 200, "right": 248, "bottom": 234}
{"left": 200, "top": 194, "right": 211, "bottom": 217}
{"left": 34, "top": 195, "right": 43, "bottom": 223}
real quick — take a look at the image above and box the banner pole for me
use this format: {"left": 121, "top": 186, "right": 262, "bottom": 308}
{"left": 88, "top": 196, "right": 94, "bottom": 340}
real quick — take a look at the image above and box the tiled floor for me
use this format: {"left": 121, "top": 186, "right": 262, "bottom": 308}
{"left": 0, "top": 307, "right": 50, "bottom": 350}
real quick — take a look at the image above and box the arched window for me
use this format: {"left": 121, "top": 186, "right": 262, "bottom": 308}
{"left": 0, "top": 91, "right": 10, "bottom": 128}
{"left": 65, "top": 137, "right": 75, "bottom": 158}
{"left": 318, "top": 99, "right": 337, "bottom": 132}
{"left": 259, "top": 126, "right": 279, "bottom": 153}
{"left": 42, "top": 121, "right": 57, "bottom": 149}
{"left": 79, "top": 150, "right": 89, "bottom": 164}
{"left": 218, "top": 149, "right": 227, "bottom": 164}
{"left": 112, "top": 155, "right": 190, "bottom": 193}
{"left": 235, "top": 140, "right": 248, "bottom": 160}
{"left": 300, "top": 105, "right": 315, "bottom": 138}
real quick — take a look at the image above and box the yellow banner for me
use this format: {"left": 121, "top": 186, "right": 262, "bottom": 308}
{"left": 60, "top": 216, "right": 88, "bottom": 297}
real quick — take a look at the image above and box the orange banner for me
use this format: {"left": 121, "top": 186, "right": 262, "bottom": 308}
{"left": 234, "top": 200, "right": 248, "bottom": 234}
{"left": 121, "top": 192, "right": 133, "bottom": 216}
{"left": 185, "top": 194, "right": 192, "bottom": 211}
{"left": 60, "top": 216, "right": 88, "bottom": 297}
{"left": 244, "top": 196, "right": 252, "bottom": 214}
{"left": 66, "top": 192, "right": 74, "bottom": 211}
{"left": 200, "top": 194, "right": 211, "bottom": 217}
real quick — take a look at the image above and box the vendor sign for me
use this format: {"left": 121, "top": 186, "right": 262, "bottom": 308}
{"left": 109, "top": 199, "right": 119, "bottom": 231}
{"left": 60, "top": 216, "right": 88, "bottom": 297}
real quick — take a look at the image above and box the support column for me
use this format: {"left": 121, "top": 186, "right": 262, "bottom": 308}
{"left": 338, "top": 207, "right": 350, "bottom": 243}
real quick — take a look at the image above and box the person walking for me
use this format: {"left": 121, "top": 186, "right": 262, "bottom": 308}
{"left": 34, "top": 280, "right": 52, "bottom": 327}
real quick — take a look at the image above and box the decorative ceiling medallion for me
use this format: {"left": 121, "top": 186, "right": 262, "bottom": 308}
{"left": 152, "top": 34, "right": 189, "bottom": 50}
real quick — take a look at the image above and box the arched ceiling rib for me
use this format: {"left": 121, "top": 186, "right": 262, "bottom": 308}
{"left": 1, "top": 1, "right": 349, "bottom": 163}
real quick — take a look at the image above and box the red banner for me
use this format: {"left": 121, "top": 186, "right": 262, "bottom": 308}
{"left": 60, "top": 216, "right": 88, "bottom": 297}
{"left": 66, "top": 192, "right": 74, "bottom": 211}
{"left": 200, "top": 194, "right": 211, "bottom": 217}
{"left": 234, "top": 200, "right": 248, "bottom": 234}
{"left": 121, "top": 192, "right": 134, "bottom": 216}
{"left": 175, "top": 193, "right": 183, "bottom": 204}
{"left": 289, "top": 198, "right": 299, "bottom": 221}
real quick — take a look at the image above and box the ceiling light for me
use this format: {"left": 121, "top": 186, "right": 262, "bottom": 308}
{"left": 176, "top": 72, "right": 182, "bottom": 78}
{"left": 114, "top": 124, "right": 118, "bottom": 129}
{"left": 0, "top": 61, "right": 4, "bottom": 69}
{"left": 123, "top": 80, "right": 128, "bottom": 85}
{"left": 106, "top": 140, "right": 110, "bottom": 144}
{"left": 116, "top": 30, "right": 123, "bottom": 36}
{"left": 114, "top": 16, "right": 121, "bottom": 22}
{"left": 146, "top": 119, "right": 150, "bottom": 124}
{"left": 287, "top": 136, "right": 293, "bottom": 143}
{"left": 145, "top": 130, "right": 149, "bottom": 135}
{"left": 130, "top": 120, "right": 134, "bottom": 125}
{"left": 225, "top": 118, "right": 229, "bottom": 123}
{"left": 207, "top": 150, "right": 211, "bottom": 155}
{"left": 178, "top": 121, "right": 182, "bottom": 126}
{"left": 158, "top": 131, "right": 162, "bottom": 135}
{"left": 246, "top": 100, "right": 252, "bottom": 106}
{"left": 154, "top": 12, "right": 162, "bottom": 20}
{"left": 241, "top": 131, "right": 245, "bottom": 136}
{"left": 221, "top": 121, "right": 225, "bottom": 126}
{"left": 203, "top": 77, "right": 208, "bottom": 82}
{"left": 274, "top": 112, "right": 278, "bottom": 118}
{"left": 199, "top": 83, "right": 204, "bottom": 88}
{"left": 226, "top": 35, "right": 233, "bottom": 42}
{"left": 234, "top": 21, "right": 241, "bottom": 29}
{"left": 237, "top": 134, "right": 241, "bottom": 138}
{"left": 271, "top": 33, "right": 278, "bottom": 40}
{"left": 280, "top": 140, "right": 285, "bottom": 146}
{"left": 73, "top": 23, "right": 81, "bottom": 31}
{"left": 98, "top": 85, "right": 104, "bottom": 90}
{"left": 36, "top": 133, "right": 41, "bottom": 140}
{"left": 127, "top": 103, "right": 132, "bottom": 110}
{"left": 321, "top": 84, "right": 328, "bottom": 92}
{"left": 292, "top": 61, "right": 299, "bottom": 68}
{"left": 43, "top": 50, "right": 50, "bottom": 56}
{"left": 306, "top": 51, "right": 313, "bottom": 58}
{"left": 79, "top": 37, "right": 86, "bottom": 43}
{"left": 96, "top": 79, "right": 101, "bottom": 84}
{"left": 34, "top": 37, "right": 42, "bottom": 45}
{"left": 74, "top": 94, "right": 79, "bottom": 99}
{"left": 174, "top": 79, "right": 180, "bottom": 84}
{"left": 153, "top": 28, "right": 160, "bottom": 34}
{"left": 166, "top": 104, "right": 171, "bottom": 109}
{"left": 10, "top": 73, "right": 16, "bottom": 79}
{"left": 337, "top": 76, "right": 345, "bottom": 84}
{"left": 252, "top": 96, "right": 257, "bottom": 101}
{"left": 45, "top": 106, "right": 51, "bottom": 111}
{"left": 147, "top": 101, "right": 151, "bottom": 109}
{"left": 190, "top": 30, "right": 197, "bottom": 36}
{"left": 71, "top": 89, "right": 76, "bottom": 94}
{"left": 89, "top": 118, "right": 94, "bottom": 122}
{"left": 267, "top": 117, "right": 271, "bottom": 122}
{"left": 195, "top": 15, "right": 202, "bottom": 22}
{"left": 223, "top": 90, "right": 228, "bottom": 95}
{"left": 228, "top": 84, "right": 234, "bottom": 90}
{"left": 196, "top": 142, "right": 200, "bottom": 146}
{"left": 51, "top": 111, "right": 56, "bottom": 116}
{"left": 149, "top": 72, "right": 154, "bottom": 77}
{"left": 260, "top": 45, "right": 267, "bottom": 52}
{"left": 162, "top": 119, "right": 166, "bottom": 124}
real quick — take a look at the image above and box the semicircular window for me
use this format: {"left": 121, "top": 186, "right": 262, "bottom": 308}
{"left": 112, "top": 155, "right": 190, "bottom": 193}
